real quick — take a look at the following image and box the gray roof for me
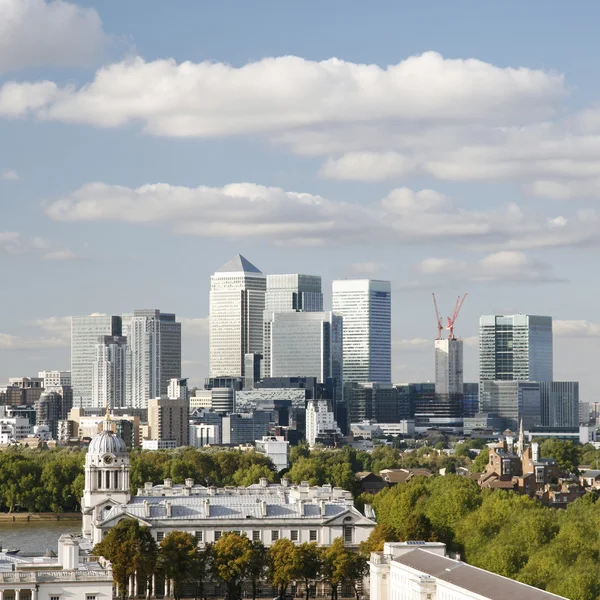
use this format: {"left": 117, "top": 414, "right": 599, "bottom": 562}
{"left": 581, "top": 469, "right": 600, "bottom": 478}
{"left": 394, "top": 549, "right": 567, "bottom": 600}
{"left": 215, "top": 254, "right": 261, "bottom": 274}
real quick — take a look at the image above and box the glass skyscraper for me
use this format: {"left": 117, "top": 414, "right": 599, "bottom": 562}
{"left": 265, "top": 274, "right": 323, "bottom": 314}
{"left": 332, "top": 279, "right": 391, "bottom": 383}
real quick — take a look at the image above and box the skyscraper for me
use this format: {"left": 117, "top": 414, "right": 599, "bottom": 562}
{"left": 332, "top": 279, "right": 391, "bottom": 383}
{"left": 263, "top": 311, "right": 343, "bottom": 394}
{"left": 209, "top": 255, "right": 266, "bottom": 378}
{"left": 92, "top": 336, "right": 127, "bottom": 409}
{"left": 434, "top": 339, "right": 464, "bottom": 396}
{"left": 479, "top": 314, "right": 553, "bottom": 382}
{"left": 265, "top": 274, "right": 323, "bottom": 313}
{"left": 71, "top": 314, "right": 122, "bottom": 406}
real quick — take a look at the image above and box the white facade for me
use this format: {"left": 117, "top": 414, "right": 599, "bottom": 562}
{"left": 370, "top": 542, "right": 567, "bottom": 600}
{"left": 189, "top": 423, "right": 221, "bottom": 446}
{"left": 38, "top": 370, "right": 71, "bottom": 388}
{"left": 332, "top": 280, "right": 391, "bottom": 384}
{"left": 265, "top": 274, "right": 323, "bottom": 314}
{"left": 0, "top": 406, "right": 31, "bottom": 442}
{"left": 71, "top": 314, "right": 122, "bottom": 406}
{"left": 209, "top": 255, "right": 266, "bottom": 378}
{"left": 92, "top": 336, "right": 127, "bottom": 409}
{"left": 127, "top": 314, "right": 161, "bottom": 409}
{"left": 255, "top": 435, "right": 289, "bottom": 471}
{"left": 167, "top": 377, "right": 189, "bottom": 400}
{"left": 263, "top": 311, "right": 343, "bottom": 388}
{"left": 142, "top": 439, "right": 177, "bottom": 450}
{"left": 306, "top": 399, "right": 342, "bottom": 447}
{"left": 434, "top": 338, "right": 463, "bottom": 396}
{"left": 0, "top": 535, "right": 113, "bottom": 600}
{"left": 189, "top": 389, "right": 213, "bottom": 410}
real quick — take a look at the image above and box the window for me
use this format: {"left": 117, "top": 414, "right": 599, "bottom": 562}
{"left": 309, "top": 530, "right": 317, "bottom": 542}
{"left": 271, "top": 530, "right": 280, "bottom": 542}
{"left": 233, "top": 530, "right": 241, "bottom": 536}
{"left": 252, "top": 530, "right": 260, "bottom": 542}
{"left": 51, "top": 596, "right": 61, "bottom": 600}
{"left": 195, "top": 531, "right": 203, "bottom": 542}
{"left": 215, "top": 531, "right": 222, "bottom": 541}
{"left": 156, "top": 532, "right": 164, "bottom": 542}
{"left": 343, "top": 525, "right": 353, "bottom": 544}
{"left": 87, "top": 596, "right": 96, "bottom": 600}
{"left": 290, "top": 530, "right": 299, "bottom": 542}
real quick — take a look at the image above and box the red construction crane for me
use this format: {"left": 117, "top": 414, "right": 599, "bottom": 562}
{"left": 432, "top": 293, "right": 443, "bottom": 340}
{"left": 447, "top": 293, "right": 468, "bottom": 340}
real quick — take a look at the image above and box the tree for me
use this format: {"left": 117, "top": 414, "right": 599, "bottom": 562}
{"left": 246, "top": 541, "right": 268, "bottom": 600}
{"left": 539, "top": 439, "right": 582, "bottom": 474}
{"left": 212, "top": 533, "right": 253, "bottom": 600}
{"left": 158, "top": 531, "right": 198, "bottom": 600}
{"left": 296, "top": 542, "right": 322, "bottom": 600}
{"left": 359, "top": 523, "right": 399, "bottom": 554}
{"left": 93, "top": 519, "right": 158, "bottom": 600}
{"left": 470, "top": 448, "right": 490, "bottom": 473}
{"left": 322, "top": 538, "right": 351, "bottom": 600}
{"left": 344, "top": 552, "right": 368, "bottom": 600}
{"left": 268, "top": 538, "right": 301, "bottom": 599}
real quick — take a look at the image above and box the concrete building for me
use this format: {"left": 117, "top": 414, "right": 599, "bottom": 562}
{"left": 0, "top": 405, "right": 31, "bottom": 442}
{"left": 434, "top": 338, "right": 463, "bottom": 396}
{"left": 306, "top": 399, "right": 342, "bottom": 447}
{"left": 479, "top": 314, "right": 553, "bottom": 382}
{"left": 370, "top": 542, "right": 567, "bottom": 600}
{"left": 36, "top": 386, "right": 73, "bottom": 438}
{"left": 92, "top": 335, "right": 127, "bottom": 409}
{"left": 244, "top": 352, "right": 262, "bottom": 389}
{"left": 167, "top": 377, "right": 189, "bottom": 400}
{"left": 209, "top": 255, "right": 266, "bottom": 378}
{"left": 189, "top": 389, "right": 213, "bottom": 410}
{"left": 147, "top": 397, "right": 189, "bottom": 448}
{"left": 540, "top": 381, "right": 579, "bottom": 428}
{"left": 69, "top": 407, "right": 141, "bottom": 447}
{"left": 0, "top": 535, "right": 113, "bottom": 600}
{"left": 345, "top": 382, "right": 411, "bottom": 424}
{"left": 3, "top": 377, "right": 44, "bottom": 407}
{"left": 255, "top": 435, "right": 289, "bottom": 471}
{"left": 211, "top": 387, "right": 235, "bottom": 413}
{"left": 221, "top": 412, "right": 271, "bottom": 444}
{"left": 71, "top": 314, "right": 122, "bottom": 406}
{"left": 38, "top": 370, "right": 71, "bottom": 388}
{"left": 189, "top": 423, "right": 221, "bottom": 446}
{"left": 479, "top": 380, "right": 542, "bottom": 430}
{"left": 332, "top": 279, "right": 391, "bottom": 384}
{"left": 263, "top": 312, "right": 343, "bottom": 397}
{"left": 265, "top": 273, "right": 323, "bottom": 314}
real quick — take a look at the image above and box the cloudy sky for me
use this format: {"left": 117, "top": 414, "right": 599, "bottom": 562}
{"left": 2, "top": 0, "right": 600, "bottom": 399}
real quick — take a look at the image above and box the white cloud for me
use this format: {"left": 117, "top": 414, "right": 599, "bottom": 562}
{"left": 0, "top": 168, "right": 19, "bottom": 180}
{"left": 0, "top": 231, "right": 75, "bottom": 260}
{"left": 181, "top": 317, "right": 209, "bottom": 337}
{"left": 393, "top": 338, "right": 431, "bottom": 349}
{"left": 0, "top": 332, "right": 68, "bottom": 350}
{"left": 45, "top": 182, "right": 600, "bottom": 251}
{"left": 0, "top": 0, "right": 108, "bottom": 72}
{"left": 29, "top": 316, "right": 71, "bottom": 340}
{"left": 348, "top": 262, "right": 386, "bottom": 275}
{"left": 0, "top": 52, "right": 564, "bottom": 134}
{"left": 553, "top": 320, "right": 600, "bottom": 337}
{"left": 416, "top": 251, "right": 561, "bottom": 283}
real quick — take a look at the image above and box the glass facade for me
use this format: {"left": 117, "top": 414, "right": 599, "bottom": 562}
{"left": 265, "top": 274, "right": 323, "bottom": 314}
{"left": 479, "top": 380, "right": 542, "bottom": 430}
{"left": 540, "top": 381, "right": 579, "bottom": 428}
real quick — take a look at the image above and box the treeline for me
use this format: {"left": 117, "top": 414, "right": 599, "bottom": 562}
{"left": 95, "top": 520, "right": 367, "bottom": 600}
{"left": 360, "top": 475, "right": 600, "bottom": 600}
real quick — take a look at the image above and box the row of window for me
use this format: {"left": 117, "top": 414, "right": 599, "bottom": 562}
{"left": 155, "top": 528, "right": 325, "bottom": 543}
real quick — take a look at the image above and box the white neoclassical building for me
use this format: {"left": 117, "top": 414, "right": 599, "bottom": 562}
{"left": 370, "top": 542, "right": 568, "bottom": 600}
{"left": 82, "top": 418, "right": 376, "bottom": 547}
{"left": 0, "top": 534, "right": 112, "bottom": 600}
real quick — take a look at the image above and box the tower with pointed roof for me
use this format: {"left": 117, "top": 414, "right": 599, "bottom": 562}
{"left": 209, "top": 255, "right": 266, "bottom": 378}
{"left": 81, "top": 414, "right": 131, "bottom": 539}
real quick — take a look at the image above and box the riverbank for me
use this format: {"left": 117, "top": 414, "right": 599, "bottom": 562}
{"left": 0, "top": 512, "right": 81, "bottom": 522}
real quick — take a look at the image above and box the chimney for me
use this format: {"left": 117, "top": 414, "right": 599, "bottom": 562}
{"left": 185, "top": 478, "right": 194, "bottom": 488}
{"left": 281, "top": 477, "right": 289, "bottom": 487}
{"left": 143, "top": 500, "right": 150, "bottom": 518}
{"left": 183, "top": 487, "right": 191, "bottom": 496}
{"left": 144, "top": 481, "right": 153, "bottom": 491}
{"left": 164, "top": 478, "right": 172, "bottom": 489}
{"left": 320, "top": 500, "right": 326, "bottom": 517}
{"left": 58, "top": 536, "right": 78, "bottom": 571}
{"left": 203, "top": 498, "right": 210, "bottom": 517}
{"left": 261, "top": 500, "right": 268, "bottom": 517}
{"left": 165, "top": 501, "right": 172, "bottom": 517}
{"left": 259, "top": 477, "right": 268, "bottom": 487}
{"left": 208, "top": 486, "right": 216, "bottom": 496}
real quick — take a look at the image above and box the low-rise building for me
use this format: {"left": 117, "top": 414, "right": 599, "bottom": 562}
{"left": 255, "top": 435, "right": 289, "bottom": 471}
{"left": 370, "top": 541, "right": 568, "bottom": 600}
{"left": 189, "top": 423, "right": 221, "bottom": 446}
{"left": 379, "top": 468, "right": 432, "bottom": 485}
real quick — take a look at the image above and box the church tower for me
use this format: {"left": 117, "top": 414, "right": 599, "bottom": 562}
{"left": 81, "top": 410, "right": 131, "bottom": 539}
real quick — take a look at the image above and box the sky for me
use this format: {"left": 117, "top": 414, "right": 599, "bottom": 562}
{"left": 2, "top": 0, "right": 600, "bottom": 399}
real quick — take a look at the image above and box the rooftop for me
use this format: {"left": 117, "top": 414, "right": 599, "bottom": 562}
{"left": 215, "top": 254, "right": 262, "bottom": 274}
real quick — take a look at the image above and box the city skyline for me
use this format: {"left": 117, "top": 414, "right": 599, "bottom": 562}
{"left": 2, "top": 1, "right": 600, "bottom": 399}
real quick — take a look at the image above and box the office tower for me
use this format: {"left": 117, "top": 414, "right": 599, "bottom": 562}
{"left": 462, "top": 383, "right": 479, "bottom": 418}
{"left": 209, "top": 255, "right": 266, "bottom": 378}
{"left": 167, "top": 377, "right": 188, "bottom": 401}
{"left": 125, "top": 309, "right": 181, "bottom": 408}
{"left": 37, "top": 386, "right": 73, "bottom": 438}
{"left": 332, "top": 279, "right": 391, "bottom": 383}
{"left": 540, "top": 381, "right": 579, "bottom": 428}
{"left": 344, "top": 382, "right": 411, "bottom": 424}
{"left": 306, "top": 399, "right": 342, "bottom": 447}
{"left": 265, "top": 274, "right": 323, "bottom": 313}
{"left": 263, "top": 312, "right": 343, "bottom": 392}
{"left": 479, "top": 315, "right": 553, "bottom": 382}
{"left": 435, "top": 339, "right": 463, "bottom": 396}
{"left": 92, "top": 336, "right": 127, "bottom": 409}
{"left": 221, "top": 412, "right": 272, "bottom": 444}
{"left": 71, "top": 314, "right": 122, "bottom": 406}
{"left": 38, "top": 371, "right": 71, "bottom": 388}
{"left": 5, "top": 377, "right": 44, "bottom": 406}
{"left": 147, "top": 396, "right": 189, "bottom": 447}
{"left": 479, "top": 380, "right": 541, "bottom": 430}
{"left": 211, "top": 387, "right": 235, "bottom": 413}
{"left": 244, "top": 353, "right": 262, "bottom": 389}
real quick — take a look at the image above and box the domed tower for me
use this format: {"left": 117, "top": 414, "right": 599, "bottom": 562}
{"left": 81, "top": 409, "right": 131, "bottom": 540}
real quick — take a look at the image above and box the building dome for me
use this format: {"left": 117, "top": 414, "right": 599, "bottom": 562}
{"left": 88, "top": 429, "right": 127, "bottom": 455}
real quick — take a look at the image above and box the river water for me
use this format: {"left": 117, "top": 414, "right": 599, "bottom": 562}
{"left": 0, "top": 521, "right": 81, "bottom": 555}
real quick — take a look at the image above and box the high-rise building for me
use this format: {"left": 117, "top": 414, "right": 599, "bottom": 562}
{"left": 209, "top": 255, "right": 266, "bottom": 378}
{"left": 265, "top": 274, "right": 323, "bottom": 313}
{"left": 332, "top": 279, "right": 391, "bottom": 384}
{"left": 344, "top": 382, "right": 411, "bottom": 424}
{"left": 306, "top": 399, "right": 342, "bottom": 447}
{"left": 479, "top": 315, "right": 553, "bottom": 382}
{"left": 147, "top": 396, "right": 189, "bottom": 447}
{"left": 540, "top": 381, "right": 579, "bottom": 428}
{"left": 37, "top": 386, "right": 73, "bottom": 438}
{"left": 263, "top": 312, "right": 343, "bottom": 392}
{"left": 92, "top": 336, "right": 128, "bottom": 409}
{"left": 244, "top": 353, "right": 262, "bottom": 389}
{"left": 125, "top": 309, "right": 181, "bottom": 408}
{"left": 38, "top": 371, "right": 71, "bottom": 389}
{"left": 479, "top": 380, "right": 542, "bottom": 430}
{"left": 167, "top": 377, "right": 189, "bottom": 401}
{"left": 71, "top": 315, "right": 122, "bottom": 406}
{"left": 435, "top": 339, "right": 463, "bottom": 396}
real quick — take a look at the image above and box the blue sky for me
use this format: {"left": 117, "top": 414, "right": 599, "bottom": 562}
{"left": 1, "top": 0, "right": 600, "bottom": 399}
